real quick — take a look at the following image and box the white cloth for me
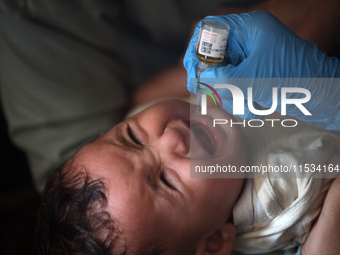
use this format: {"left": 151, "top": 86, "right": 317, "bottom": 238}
{"left": 232, "top": 114, "right": 340, "bottom": 254}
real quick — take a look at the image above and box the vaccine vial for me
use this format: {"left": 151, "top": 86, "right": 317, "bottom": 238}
{"left": 195, "top": 19, "right": 229, "bottom": 111}
{"left": 196, "top": 19, "right": 230, "bottom": 64}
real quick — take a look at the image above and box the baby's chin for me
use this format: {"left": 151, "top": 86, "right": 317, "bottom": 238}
{"left": 189, "top": 103, "right": 247, "bottom": 176}
{"left": 130, "top": 98, "right": 192, "bottom": 118}
{"left": 189, "top": 103, "right": 234, "bottom": 120}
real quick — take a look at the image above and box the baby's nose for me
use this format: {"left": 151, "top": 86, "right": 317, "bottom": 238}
{"left": 157, "top": 119, "right": 190, "bottom": 156}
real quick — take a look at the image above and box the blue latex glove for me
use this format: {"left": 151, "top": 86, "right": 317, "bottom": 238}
{"left": 184, "top": 11, "right": 340, "bottom": 131}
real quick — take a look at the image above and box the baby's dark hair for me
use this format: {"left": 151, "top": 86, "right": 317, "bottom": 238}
{"left": 36, "top": 158, "right": 196, "bottom": 255}
{"left": 36, "top": 159, "right": 118, "bottom": 255}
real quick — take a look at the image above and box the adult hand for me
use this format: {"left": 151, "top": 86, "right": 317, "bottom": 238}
{"left": 184, "top": 11, "right": 340, "bottom": 131}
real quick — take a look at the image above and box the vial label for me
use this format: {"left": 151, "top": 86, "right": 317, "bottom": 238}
{"left": 198, "top": 29, "right": 228, "bottom": 58}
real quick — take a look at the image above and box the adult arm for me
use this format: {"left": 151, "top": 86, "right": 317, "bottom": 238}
{"left": 302, "top": 177, "right": 340, "bottom": 255}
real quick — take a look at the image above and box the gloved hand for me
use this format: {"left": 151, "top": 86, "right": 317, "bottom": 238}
{"left": 184, "top": 11, "right": 340, "bottom": 131}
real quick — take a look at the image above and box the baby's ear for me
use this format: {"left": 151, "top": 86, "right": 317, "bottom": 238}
{"left": 195, "top": 223, "right": 236, "bottom": 255}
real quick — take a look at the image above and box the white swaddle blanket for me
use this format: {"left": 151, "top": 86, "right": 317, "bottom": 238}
{"left": 232, "top": 114, "right": 340, "bottom": 254}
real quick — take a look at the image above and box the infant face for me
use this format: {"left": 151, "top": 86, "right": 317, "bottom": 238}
{"left": 72, "top": 100, "right": 247, "bottom": 253}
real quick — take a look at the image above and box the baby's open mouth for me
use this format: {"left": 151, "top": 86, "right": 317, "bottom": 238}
{"left": 191, "top": 122, "right": 216, "bottom": 155}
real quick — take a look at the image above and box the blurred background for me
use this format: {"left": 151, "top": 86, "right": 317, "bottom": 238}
{"left": 0, "top": 107, "right": 40, "bottom": 255}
